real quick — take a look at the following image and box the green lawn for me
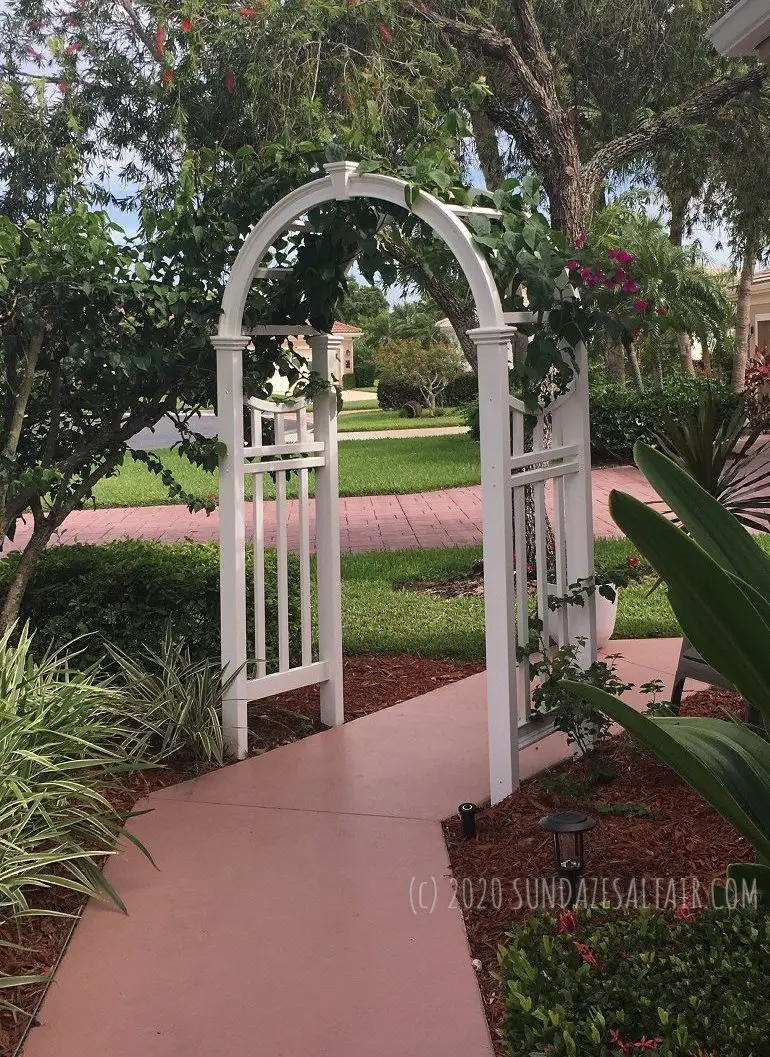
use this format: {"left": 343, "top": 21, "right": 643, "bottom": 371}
{"left": 340, "top": 538, "right": 681, "bottom": 661}
{"left": 338, "top": 408, "right": 467, "bottom": 432}
{"left": 93, "top": 435, "right": 481, "bottom": 507}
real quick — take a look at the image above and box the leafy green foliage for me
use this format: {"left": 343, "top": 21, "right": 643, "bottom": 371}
{"left": 590, "top": 378, "right": 741, "bottom": 462}
{"left": 653, "top": 388, "right": 770, "bottom": 531}
{"left": 500, "top": 908, "right": 770, "bottom": 1056}
{"left": 0, "top": 541, "right": 301, "bottom": 670}
{"left": 377, "top": 373, "right": 477, "bottom": 411}
{"left": 0, "top": 625, "right": 154, "bottom": 920}
{"left": 105, "top": 632, "right": 234, "bottom": 767}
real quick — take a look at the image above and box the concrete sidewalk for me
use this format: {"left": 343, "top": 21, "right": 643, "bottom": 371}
{"left": 6, "top": 465, "right": 656, "bottom": 555}
{"left": 23, "top": 637, "right": 683, "bottom": 1057}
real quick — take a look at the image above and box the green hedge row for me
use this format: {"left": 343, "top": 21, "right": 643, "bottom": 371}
{"left": 0, "top": 540, "right": 301, "bottom": 667}
{"left": 377, "top": 373, "right": 477, "bottom": 410}
{"left": 589, "top": 379, "right": 741, "bottom": 462}
{"left": 500, "top": 907, "right": 770, "bottom": 1056}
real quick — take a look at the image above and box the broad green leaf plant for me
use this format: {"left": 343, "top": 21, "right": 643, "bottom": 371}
{"left": 564, "top": 442, "right": 770, "bottom": 898}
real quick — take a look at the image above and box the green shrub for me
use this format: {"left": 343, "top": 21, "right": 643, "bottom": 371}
{"left": 0, "top": 541, "right": 301, "bottom": 668}
{"left": 377, "top": 372, "right": 477, "bottom": 410}
{"left": 342, "top": 373, "right": 357, "bottom": 390}
{"left": 353, "top": 358, "right": 376, "bottom": 387}
{"left": 500, "top": 907, "right": 770, "bottom": 1056}
{"left": 590, "top": 378, "right": 741, "bottom": 462}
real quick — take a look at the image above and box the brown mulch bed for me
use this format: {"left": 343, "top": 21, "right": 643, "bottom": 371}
{"left": 444, "top": 688, "right": 753, "bottom": 1054}
{"left": 0, "top": 652, "right": 481, "bottom": 1056}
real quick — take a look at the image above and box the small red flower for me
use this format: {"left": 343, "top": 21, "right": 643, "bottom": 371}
{"left": 579, "top": 266, "right": 594, "bottom": 281}
{"left": 239, "top": 6, "right": 259, "bottom": 16}
{"left": 162, "top": 68, "right": 174, "bottom": 85}
{"left": 622, "top": 280, "right": 638, "bottom": 294}
{"left": 557, "top": 909, "right": 577, "bottom": 933}
{"left": 377, "top": 22, "right": 392, "bottom": 41}
{"left": 181, "top": 17, "right": 193, "bottom": 32}
{"left": 58, "top": 81, "right": 69, "bottom": 92}
{"left": 627, "top": 555, "right": 638, "bottom": 567}
{"left": 631, "top": 327, "right": 641, "bottom": 340}
{"left": 566, "top": 259, "right": 579, "bottom": 270}
{"left": 575, "top": 941, "right": 602, "bottom": 970}
{"left": 656, "top": 306, "right": 667, "bottom": 317}
{"left": 154, "top": 24, "right": 167, "bottom": 54}
{"left": 224, "top": 70, "right": 235, "bottom": 93}
{"left": 65, "top": 42, "right": 81, "bottom": 54}
{"left": 616, "top": 248, "right": 635, "bottom": 266}
{"left": 632, "top": 297, "right": 650, "bottom": 312}
{"left": 613, "top": 268, "right": 627, "bottom": 285}
{"left": 608, "top": 248, "right": 618, "bottom": 260}
{"left": 610, "top": 1028, "right": 630, "bottom": 1054}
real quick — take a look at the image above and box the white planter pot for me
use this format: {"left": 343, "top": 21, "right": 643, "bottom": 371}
{"left": 544, "top": 582, "right": 619, "bottom": 649}
{"left": 595, "top": 585, "right": 619, "bottom": 648}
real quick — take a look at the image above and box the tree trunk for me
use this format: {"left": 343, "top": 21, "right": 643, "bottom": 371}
{"left": 471, "top": 109, "right": 504, "bottom": 191}
{"left": 0, "top": 322, "right": 45, "bottom": 537}
{"left": 0, "top": 513, "right": 53, "bottom": 633}
{"left": 626, "top": 343, "right": 645, "bottom": 392}
{"left": 606, "top": 342, "right": 626, "bottom": 388}
{"left": 700, "top": 340, "right": 712, "bottom": 379}
{"left": 652, "top": 354, "right": 664, "bottom": 391}
{"left": 676, "top": 332, "right": 696, "bottom": 376}
{"left": 733, "top": 241, "right": 758, "bottom": 393}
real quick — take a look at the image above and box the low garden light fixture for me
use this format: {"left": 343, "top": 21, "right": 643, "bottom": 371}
{"left": 458, "top": 802, "right": 477, "bottom": 840}
{"left": 539, "top": 810, "right": 597, "bottom": 906}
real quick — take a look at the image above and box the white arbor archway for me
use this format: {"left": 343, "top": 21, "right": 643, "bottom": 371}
{"left": 212, "top": 161, "right": 595, "bottom": 804}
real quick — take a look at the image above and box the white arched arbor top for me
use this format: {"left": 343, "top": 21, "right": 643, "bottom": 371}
{"left": 217, "top": 160, "right": 507, "bottom": 337}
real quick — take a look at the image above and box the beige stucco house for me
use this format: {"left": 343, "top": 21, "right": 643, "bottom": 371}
{"left": 269, "top": 320, "right": 362, "bottom": 395}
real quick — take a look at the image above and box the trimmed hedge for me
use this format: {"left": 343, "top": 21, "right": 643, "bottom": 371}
{"left": 590, "top": 379, "right": 741, "bottom": 462}
{"left": 0, "top": 540, "right": 301, "bottom": 667}
{"left": 353, "top": 359, "right": 376, "bottom": 387}
{"left": 500, "top": 907, "right": 770, "bottom": 1056}
{"left": 377, "top": 373, "right": 477, "bottom": 410}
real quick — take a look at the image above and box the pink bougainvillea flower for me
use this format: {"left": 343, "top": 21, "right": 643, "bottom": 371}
{"left": 613, "top": 268, "right": 627, "bottom": 285}
{"left": 631, "top": 326, "right": 641, "bottom": 340}
{"left": 573, "top": 232, "right": 586, "bottom": 249}
{"left": 603, "top": 276, "right": 615, "bottom": 288}
{"left": 557, "top": 909, "right": 577, "bottom": 933}
{"left": 162, "top": 68, "right": 174, "bottom": 85}
{"left": 632, "top": 297, "right": 650, "bottom": 312}
{"left": 579, "top": 266, "right": 593, "bottom": 281}
{"left": 224, "top": 70, "right": 235, "bottom": 93}
{"left": 656, "top": 306, "right": 667, "bottom": 317}
{"left": 616, "top": 249, "right": 635, "bottom": 266}
{"left": 377, "top": 22, "right": 393, "bottom": 41}
{"left": 621, "top": 280, "right": 638, "bottom": 293}
{"left": 575, "top": 942, "right": 602, "bottom": 970}
{"left": 566, "top": 259, "right": 579, "bottom": 270}
{"left": 607, "top": 248, "right": 618, "bottom": 260}
{"left": 239, "top": 7, "right": 259, "bottom": 16}
{"left": 181, "top": 17, "right": 193, "bottom": 32}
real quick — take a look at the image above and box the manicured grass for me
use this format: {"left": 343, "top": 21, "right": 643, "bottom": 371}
{"left": 337, "top": 408, "right": 467, "bottom": 431}
{"left": 339, "top": 538, "right": 682, "bottom": 661}
{"left": 92, "top": 435, "right": 481, "bottom": 507}
{"left": 340, "top": 398, "right": 380, "bottom": 410}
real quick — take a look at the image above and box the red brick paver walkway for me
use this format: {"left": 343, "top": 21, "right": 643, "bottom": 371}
{"left": 7, "top": 465, "right": 657, "bottom": 555}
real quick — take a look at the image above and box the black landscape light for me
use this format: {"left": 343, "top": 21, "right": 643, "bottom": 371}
{"left": 458, "top": 802, "right": 477, "bottom": 839}
{"left": 539, "top": 810, "right": 597, "bottom": 906}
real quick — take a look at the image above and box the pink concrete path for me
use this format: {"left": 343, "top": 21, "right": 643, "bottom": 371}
{"left": 8, "top": 465, "right": 655, "bottom": 555}
{"left": 24, "top": 638, "right": 684, "bottom": 1057}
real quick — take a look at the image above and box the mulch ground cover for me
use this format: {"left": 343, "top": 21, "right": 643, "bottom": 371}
{"left": 444, "top": 688, "right": 753, "bottom": 1054}
{"left": 0, "top": 652, "right": 481, "bottom": 1056}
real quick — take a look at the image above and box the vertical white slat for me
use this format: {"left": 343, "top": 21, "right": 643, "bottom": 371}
{"left": 532, "top": 417, "right": 550, "bottom": 652}
{"left": 557, "top": 341, "right": 596, "bottom": 665}
{"left": 511, "top": 408, "right": 530, "bottom": 726}
{"left": 310, "top": 335, "right": 344, "bottom": 726}
{"left": 211, "top": 335, "right": 249, "bottom": 760}
{"left": 553, "top": 471, "right": 570, "bottom": 648}
{"left": 274, "top": 412, "right": 290, "bottom": 672}
{"left": 470, "top": 326, "right": 519, "bottom": 804}
{"left": 297, "top": 405, "right": 313, "bottom": 666}
{"left": 250, "top": 406, "right": 267, "bottom": 678}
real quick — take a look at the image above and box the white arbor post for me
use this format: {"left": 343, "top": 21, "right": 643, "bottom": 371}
{"left": 212, "top": 334, "right": 250, "bottom": 760}
{"left": 553, "top": 341, "right": 596, "bottom": 664}
{"left": 310, "top": 334, "right": 345, "bottom": 726}
{"left": 471, "top": 326, "right": 520, "bottom": 804}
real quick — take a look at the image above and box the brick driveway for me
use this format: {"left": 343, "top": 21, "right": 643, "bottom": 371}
{"left": 5, "top": 465, "right": 658, "bottom": 555}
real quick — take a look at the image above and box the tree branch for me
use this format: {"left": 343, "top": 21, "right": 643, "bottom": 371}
{"left": 585, "top": 65, "right": 768, "bottom": 187}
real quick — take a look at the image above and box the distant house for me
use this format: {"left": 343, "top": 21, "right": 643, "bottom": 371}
{"left": 741, "top": 270, "right": 770, "bottom": 354}
{"left": 269, "top": 320, "right": 363, "bottom": 395}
